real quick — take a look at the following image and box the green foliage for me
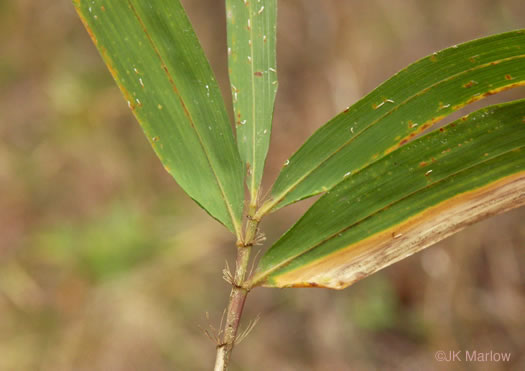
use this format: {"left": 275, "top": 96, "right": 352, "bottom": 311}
{"left": 252, "top": 100, "right": 525, "bottom": 288}
{"left": 75, "top": 0, "right": 525, "bottom": 293}
{"left": 74, "top": 0, "right": 525, "bottom": 367}
{"left": 73, "top": 0, "right": 245, "bottom": 235}
{"left": 261, "top": 30, "right": 525, "bottom": 213}
{"left": 226, "top": 0, "right": 278, "bottom": 201}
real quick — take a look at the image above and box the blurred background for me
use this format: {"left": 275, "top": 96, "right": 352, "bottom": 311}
{"left": 1, "top": 0, "right": 525, "bottom": 370}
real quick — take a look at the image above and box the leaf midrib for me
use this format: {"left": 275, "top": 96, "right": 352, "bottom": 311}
{"left": 248, "top": 0, "right": 257, "bottom": 198}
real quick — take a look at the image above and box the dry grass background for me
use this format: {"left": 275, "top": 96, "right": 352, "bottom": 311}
{"left": 1, "top": 0, "right": 525, "bottom": 370}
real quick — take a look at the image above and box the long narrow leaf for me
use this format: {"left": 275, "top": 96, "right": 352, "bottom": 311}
{"left": 74, "top": 0, "right": 245, "bottom": 235}
{"left": 252, "top": 100, "right": 525, "bottom": 288}
{"left": 226, "top": 0, "right": 278, "bottom": 201}
{"left": 260, "top": 30, "right": 525, "bottom": 215}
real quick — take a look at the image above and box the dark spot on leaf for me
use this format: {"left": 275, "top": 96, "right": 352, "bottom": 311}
{"left": 419, "top": 161, "right": 428, "bottom": 167}
{"left": 463, "top": 80, "right": 478, "bottom": 88}
{"left": 392, "top": 232, "right": 403, "bottom": 239}
{"left": 254, "top": 71, "right": 263, "bottom": 77}
{"left": 505, "top": 74, "right": 513, "bottom": 80}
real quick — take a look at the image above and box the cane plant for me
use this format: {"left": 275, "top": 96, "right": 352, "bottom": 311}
{"left": 73, "top": 0, "right": 525, "bottom": 369}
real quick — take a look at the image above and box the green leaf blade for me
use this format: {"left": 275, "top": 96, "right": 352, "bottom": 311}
{"left": 252, "top": 100, "right": 525, "bottom": 288}
{"left": 264, "top": 30, "right": 525, "bottom": 213}
{"left": 74, "top": 0, "right": 245, "bottom": 235}
{"left": 226, "top": 0, "right": 278, "bottom": 200}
